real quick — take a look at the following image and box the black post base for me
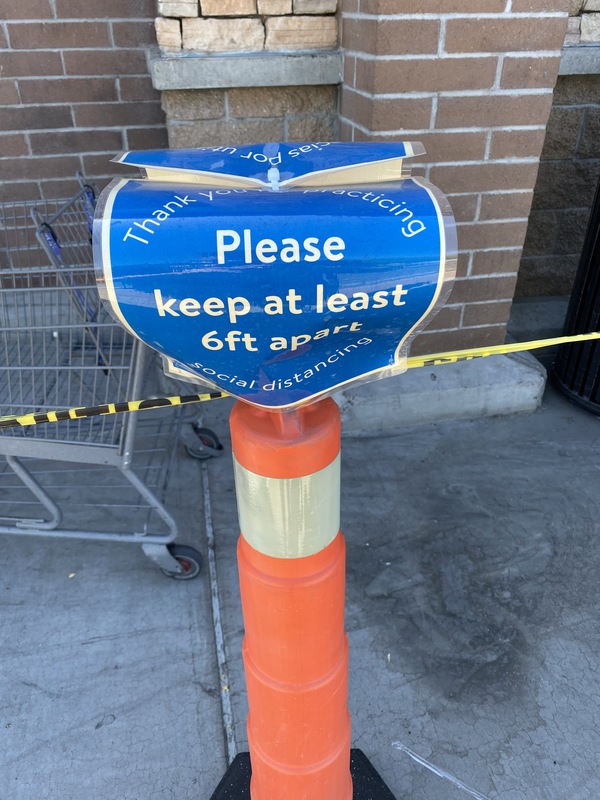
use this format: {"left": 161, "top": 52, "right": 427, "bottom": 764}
{"left": 209, "top": 749, "right": 397, "bottom": 799}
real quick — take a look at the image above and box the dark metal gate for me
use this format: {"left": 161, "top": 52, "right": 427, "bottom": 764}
{"left": 553, "top": 174, "right": 600, "bottom": 413}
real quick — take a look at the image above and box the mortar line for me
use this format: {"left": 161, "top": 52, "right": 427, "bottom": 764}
{"left": 202, "top": 460, "right": 237, "bottom": 765}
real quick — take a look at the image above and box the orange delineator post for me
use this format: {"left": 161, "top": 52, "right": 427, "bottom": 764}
{"left": 230, "top": 398, "right": 352, "bottom": 800}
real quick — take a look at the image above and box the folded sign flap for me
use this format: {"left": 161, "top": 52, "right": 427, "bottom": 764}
{"left": 113, "top": 141, "right": 426, "bottom": 189}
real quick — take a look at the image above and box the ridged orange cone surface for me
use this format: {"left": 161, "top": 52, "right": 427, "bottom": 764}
{"left": 230, "top": 399, "right": 352, "bottom": 800}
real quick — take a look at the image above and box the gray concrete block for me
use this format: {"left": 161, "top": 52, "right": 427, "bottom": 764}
{"left": 559, "top": 42, "right": 600, "bottom": 74}
{"left": 336, "top": 354, "right": 547, "bottom": 436}
{"left": 150, "top": 52, "right": 342, "bottom": 91}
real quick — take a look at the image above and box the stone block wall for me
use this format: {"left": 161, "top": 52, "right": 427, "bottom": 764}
{"left": 340, "top": 0, "right": 568, "bottom": 357}
{"left": 155, "top": 1, "right": 338, "bottom": 53}
{"left": 153, "top": 1, "right": 340, "bottom": 148}
{"left": 163, "top": 86, "right": 337, "bottom": 148}
{"left": 565, "top": 0, "right": 600, "bottom": 43}
{"left": 517, "top": 73, "right": 600, "bottom": 296}
{"left": 0, "top": 0, "right": 168, "bottom": 201}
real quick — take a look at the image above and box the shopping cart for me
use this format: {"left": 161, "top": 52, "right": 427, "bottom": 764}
{"left": 0, "top": 181, "right": 206, "bottom": 579}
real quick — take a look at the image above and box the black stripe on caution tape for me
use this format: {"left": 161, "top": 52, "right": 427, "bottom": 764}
{"left": 1, "top": 331, "right": 599, "bottom": 429}
{"left": 0, "top": 392, "right": 228, "bottom": 430}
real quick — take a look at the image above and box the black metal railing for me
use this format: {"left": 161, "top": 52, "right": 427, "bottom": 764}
{"left": 553, "top": 173, "right": 600, "bottom": 413}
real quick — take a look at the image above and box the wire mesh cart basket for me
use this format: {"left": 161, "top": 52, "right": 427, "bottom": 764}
{"left": 0, "top": 183, "right": 205, "bottom": 579}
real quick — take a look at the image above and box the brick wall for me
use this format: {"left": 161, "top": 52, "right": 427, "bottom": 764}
{"left": 518, "top": 73, "right": 600, "bottom": 296}
{"left": 340, "top": 0, "right": 568, "bottom": 357}
{"left": 154, "top": 0, "right": 339, "bottom": 147}
{"left": 0, "top": 0, "right": 168, "bottom": 202}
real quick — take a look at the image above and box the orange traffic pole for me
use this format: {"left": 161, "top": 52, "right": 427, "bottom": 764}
{"left": 229, "top": 397, "right": 352, "bottom": 800}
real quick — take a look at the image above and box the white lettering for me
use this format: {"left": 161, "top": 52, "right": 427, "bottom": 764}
{"left": 215, "top": 229, "right": 346, "bottom": 265}
{"left": 216, "top": 230, "right": 241, "bottom": 264}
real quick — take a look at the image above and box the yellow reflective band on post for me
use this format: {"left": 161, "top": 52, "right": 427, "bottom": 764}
{"left": 233, "top": 454, "right": 341, "bottom": 559}
{"left": 0, "top": 331, "right": 598, "bottom": 429}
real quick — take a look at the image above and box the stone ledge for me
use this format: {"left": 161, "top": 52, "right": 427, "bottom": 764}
{"left": 559, "top": 43, "right": 600, "bottom": 74}
{"left": 150, "top": 52, "right": 342, "bottom": 90}
{"left": 335, "top": 354, "right": 547, "bottom": 436}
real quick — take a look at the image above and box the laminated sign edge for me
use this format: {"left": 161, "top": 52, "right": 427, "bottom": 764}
{"left": 96, "top": 178, "right": 139, "bottom": 339}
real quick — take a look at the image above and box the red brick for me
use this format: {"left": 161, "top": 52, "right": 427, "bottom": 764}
{"left": 9, "top": 21, "right": 110, "bottom": 50}
{"left": 345, "top": 126, "right": 374, "bottom": 142}
{"left": 119, "top": 77, "right": 160, "bottom": 102}
{"left": 377, "top": 18, "right": 440, "bottom": 55}
{"left": 446, "top": 194, "right": 479, "bottom": 224}
{"left": 0, "top": 133, "right": 30, "bottom": 156}
{"left": 0, "top": 0, "right": 53, "bottom": 20}
{"left": 471, "top": 248, "right": 524, "bottom": 276}
{"left": 457, "top": 220, "right": 529, "bottom": 251}
{"left": 55, "top": 0, "right": 155, "bottom": 16}
{"left": 29, "top": 129, "right": 123, "bottom": 156}
{"left": 416, "top": 131, "right": 487, "bottom": 163}
{"left": 63, "top": 49, "right": 149, "bottom": 76}
{"left": 410, "top": 325, "right": 506, "bottom": 358}
{"left": 1, "top": 155, "right": 82, "bottom": 181}
{"left": 74, "top": 102, "right": 165, "bottom": 128}
{"left": 430, "top": 162, "right": 540, "bottom": 195}
{"left": 0, "top": 50, "right": 63, "bottom": 77}
{"left": 356, "top": 56, "right": 498, "bottom": 94}
{"left": 340, "top": 88, "right": 431, "bottom": 131}
{"left": 462, "top": 300, "right": 512, "bottom": 327}
{"left": 449, "top": 275, "right": 518, "bottom": 305}
{"left": 126, "top": 127, "right": 170, "bottom": 150}
{"left": 456, "top": 251, "right": 470, "bottom": 279}
{"left": 489, "top": 129, "right": 547, "bottom": 160}
{"left": 478, "top": 191, "right": 534, "bottom": 221}
{"left": 19, "top": 77, "right": 118, "bottom": 104}
{"left": 344, "top": 54, "right": 356, "bottom": 88}
{"left": 436, "top": 93, "right": 554, "bottom": 130}
{"left": 338, "top": 119, "right": 355, "bottom": 141}
{"left": 0, "top": 181, "right": 42, "bottom": 203}
{"left": 41, "top": 178, "right": 94, "bottom": 199}
{"left": 370, "top": 130, "right": 486, "bottom": 164}
{"left": 370, "top": 96, "right": 432, "bottom": 131}
{"left": 112, "top": 20, "right": 156, "bottom": 48}
{"left": 423, "top": 304, "right": 462, "bottom": 331}
{"left": 501, "top": 56, "right": 562, "bottom": 90}
{"left": 0, "top": 105, "right": 73, "bottom": 132}
{"left": 0, "top": 80, "right": 19, "bottom": 105}
{"left": 342, "top": 17, "right": 440, "bottom": 55}
{"left": 445, "top": 16, "right": 567, "bottom": 54}
{"left": 81, "top": 154, "right": 125, "bottom": 179}
{"left": 510, "top": 0, "right": 567, "bottom": 10}
{"left": 342, "top": 18, "right": 376, "bottom": 53}
{"left": 361, "top": 0, "right": 505, "bottom": 11}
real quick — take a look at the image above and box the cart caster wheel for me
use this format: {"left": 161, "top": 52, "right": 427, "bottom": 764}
{"left": 161, "top": 544, "right": 203, "bottom": 580}
{"left": 185, "top": 426, "right": 223, "bottom": 460}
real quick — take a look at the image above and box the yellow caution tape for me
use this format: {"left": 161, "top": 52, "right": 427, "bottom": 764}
{"left": 1, "top": 331, "right": 598, "bottom": 430}
{"left": 0, "top": 392, "right": 228, "bottom": 430}
{"left": 406, "top": 330, "right": 600, "bottom": 368}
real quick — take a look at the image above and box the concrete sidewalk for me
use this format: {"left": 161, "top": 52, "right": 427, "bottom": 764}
{"left": 1, "top": 374, "right": 599, "bottom": 799}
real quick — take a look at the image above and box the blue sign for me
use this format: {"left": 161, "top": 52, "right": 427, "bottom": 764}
{"left": 114, "top": 141, "right": 426, "bottom": 189}
{"left": 94, "top": 143, "right": 456, "bottom": 409}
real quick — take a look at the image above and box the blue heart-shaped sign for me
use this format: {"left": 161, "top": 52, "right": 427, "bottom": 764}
{"left": 94, "top": 150, "right": 456, "bottom": 409}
